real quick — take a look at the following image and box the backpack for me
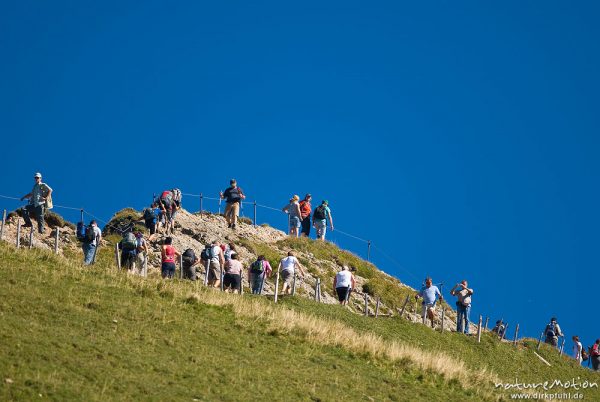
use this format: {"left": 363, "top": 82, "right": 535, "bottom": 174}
{"left": 250, "top": 259, "right": 264, "bottom": 274}
{"left": 160, "top": 191, "right": 173, "bottom": 208}
{"left": 76, "top": 221, "right": 86, "bottom": 241}
{"left": 143, "top": 208, "right": 155, "bottom": 221}
{"left": 122, "top": 232, "right": 137, "bottom": 250}
{"left": 172, "top": 189, "right": 182, "bottom": 203}
{"left": 545, "top": 322, "right": 556, "bottom": 338}
{"left": 201, "top": 245, "right": 215, "bottom": 260}
{"left": 182, "top": 248, "right": 195, "bottom": 266}
{"left": 84, "top": 225, "right": 96, "bottom": 243}
{"left": 313, "top": 205, "right": 327, "bottom": 220}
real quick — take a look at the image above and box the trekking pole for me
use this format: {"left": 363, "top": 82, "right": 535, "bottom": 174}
{"left": 484, "top": 317, "right": 490, "bottom": 331}
{"left": 399, "top": 295, "right": 410, "bottom": 318}
{"left": 80, "top": 209, "right": 84, "bottom": 224}
{"left": 501, "top": 323, "right": 509, "bottom": 340}
{"left": 477, "top": 315, "right": 482, "bottom": 343}
{"left": 536, "top": 332, "right": 544, "bottom": 350}
{"left": 179, "top": 254, "right": 184, "bottom": 280}
{"left": 364, "top": 292, "right": 369, "bottom": 317}
{"left": 440, "top": 305, "right": 445, "bottom": 332}
{"left": 240, "top": 270, "right": 243, "bottom": 295}
{"left": 220, "top": 266, "right": 224, "bottom": 291}
{"left": 203, "top": 260, "right": 209, "bottom": 286}
{"left": 16, "top": 219, "right": 21, "bottom": 248}
{"left": 28, "top": 226, "right": 34, "bottom": 249}
{"left": 367, "top": 240, "right": 371, "bottom": 262}
{"left": 0, "top": 209, "right": 6, "bottom": 241}
{"left": 200, "top": 193, "right": 203, "bottom": 217}
{"left": 513, "top": 324, "right": 519, "bottom": 346}
{"left": 253, "top": 201, "right": 257, "bottom": 227}
{"left": 292, "top": 273, "right": 297, "bottom": 296}
{"left": 274, "top": 270, "right": 280, "bottom": 303}
{"left": 54, "top": 227, "right": 60, "bottom": 254}
{"left": 559, "top": 338, "right": 565, "bottom": 355}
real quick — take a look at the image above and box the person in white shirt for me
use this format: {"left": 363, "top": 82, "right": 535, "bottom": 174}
{"left": 572, "top": 335, "right": 583, "bottom": 364}
{"left": 135, "top": 232, "right": 148, "bottom": 276}
{"left": 333, "top": 266, "right": 355, "bottom": 305}
{"left": 277, "top": 251, "right": 306, "bottom": 295}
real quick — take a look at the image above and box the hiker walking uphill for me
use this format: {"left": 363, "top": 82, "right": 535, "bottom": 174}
{"left": 161, "top": 237, "right": 180, "bottom": 279}
{"left": 333, "top": 266, "right": 355, "bottom": 306}
{"left": 81, "top": 220, "right": 102, "bottom": 266}
{"left": 134, "top": 232, "right": 148, "bottom": 276}
{"left": 544, "top": 317, "right": 564, "bottom": 347}
{"left": 249, "top": 255, "right": 272, "bottom": 294}
{"left": 223, "top": 253, "right": 243, "bottom": 293}
{"left": 491, "top": 320, "right": 506, "bottom": 337}
{"left": 141, "top": 203, "right": 157, "bottom": 237}
{"left": 201, "top": 240, "right": 225, "bottom": 287}
{"left": 157, "top": 190, "right": 176, "bottom": 235}
{"left": 313, "top": 200, "right": 333, "bottom": 241}
{"left": 299, "top": 194, "right": 312, "bottom": 237}
{"left": 591, "top": 339, "right": 600, "bottom": 371}
{"left": 415, "top": 277, "right": 443, "bottom": 328}
{"left": 220, "top": 179, "right": 245, "bottom": 230}
{"left": 20, "top": 172, "right": 53, "bottom": 234}
{"left": 119, "top": 231, "right": 138, "bottom": 272}
{"left": 277, "top": 251, "right": 306, "bottom": 295}
{"left": 181, "top": 248, "right": 200, "bottom": 280}
{"left": 282, "top": 195, "right": 302, "bottom": 237}
{"left": 450, "top": 280, "right": 474, "bottom": 335}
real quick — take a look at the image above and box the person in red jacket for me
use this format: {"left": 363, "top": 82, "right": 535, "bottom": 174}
{"left": 591, "top": 339, "right": 600, "bottom": 371}
{"left": 299, "top": 194, "right": 312, "bottom": 237}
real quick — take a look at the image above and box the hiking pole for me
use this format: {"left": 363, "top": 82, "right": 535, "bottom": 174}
{"left": 115, "top": 243, "right": 121, "bottom": 270}
{"left": 274, "top": 270, "right": 280, "bottom": 303}
{"left": 559, "top": 338, "right": 565, "bottom": 355}
{"left": 367, "top": 240, "right": 371, "bottom": 262}
{"left": 80, "top": 209, "right": 84, "bottom": 224}
{"left": 0, "top": 209, "right": 6, "bottom": 240}
{"left": 364, "top": 292, "right": 369, "bottom": 317}
{"left": 54, "top": 227, "right": 60, "bottom": 254}
{"left": 536, "top": 332, "right": 544, "bottom": 350}
{"left": 513, "top": 324, "right": 519, "bottom": 346}
{"left": 477, "top": 315, "right": 483, "bottom": 343}
{"left": 28, "top": 226, "right": 34, "bottom": 249}
{"left": 16, "top": 219, "right": 21, "bottom": 248}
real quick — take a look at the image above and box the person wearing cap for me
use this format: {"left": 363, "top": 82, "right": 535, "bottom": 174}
{"left": 282, "top": 195, "right": 302, "bottom": 237}
{"left": 220, "top": 179, "right": 245, "bottom": 230}
{"left": 299, "top": 194, "right": 312, "bottom": 237}
{"left": 544, "top": 317, "right": 563, "bottom": 347}
{"left": 82, "top": 220, "right": 102, "bottom": 266}
{"left": 20, "top": 172, "right": 53, "bottom": 234}
{"left": 312, "top": 200, "right": 334, "bottom": 241}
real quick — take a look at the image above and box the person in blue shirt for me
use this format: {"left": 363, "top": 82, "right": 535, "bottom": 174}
{"left": 415, "top": 277, "right": 443, "bottom": 328}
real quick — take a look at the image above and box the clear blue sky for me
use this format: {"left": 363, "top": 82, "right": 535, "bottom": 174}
{"left": 1, "top": 1, "right": 598, "bottom": 348}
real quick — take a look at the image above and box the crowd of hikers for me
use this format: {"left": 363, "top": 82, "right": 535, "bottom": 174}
{"left": 15, "top": 173, "right": 600, "bottom": 371}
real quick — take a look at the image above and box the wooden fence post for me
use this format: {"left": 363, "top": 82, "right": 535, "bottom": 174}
{"left": 28, "top": 226, "right": 34, "bottom": 249}
{"left": 0, "top": 209, "right": 6, "bottom": 240}
{"left": 477, "top": 315, "right": 483, "bottom": 343}
{"left": 501, "top": 323, "right": 509, "bottom": 340}
{"left": 220, "top": 266, "right": 224, "bottom": 291}
{"left": 200, "top": 193, "right": 203, "bottom": 217}
{"left": 54, "top": 227, "right": 60, "bottom": 254}
{"left": 16, "top": 219, "right": 21, "bottom": 248}
{"left": 536, "top": 332, "right": 544, "bottom": 350}
{"left": 364, "top": 293, "right": 369, "bottom": 316}
{"left": 440, "top": 306, "right": 445, "bottom": 332}
{"left": 239, "top": 270, "right": 243, "bottom": 295}
{"left": 143, "top": 253, "right": 148, "bottom": 278}
{"left": 314, "top": 278, "right": 319, "bottom": 301}
{"left": 253, "top": 201, "right": 257, "bottom": 227}
{"left": 375, "top": 297, "right": 380, "bottom": 318}
{"left": 559, "top": 338, "right": 565, "bottom": 355}
{"left": 115, "top": 243, "right": 121, "bottom": 270}
{"left": 274, "top": 270, "right": 280, "bottom": 303}
{"left": 513, "top": 324, "right": 520, "bottom": 346}
{"left": 292, "top": 273, "right": 297, "bottom": 296}
{"left": 399, "top": 295, "right": 410, "bottom": 318}
{"left": 484, "top": 316, "right": 490, "bottom": 331}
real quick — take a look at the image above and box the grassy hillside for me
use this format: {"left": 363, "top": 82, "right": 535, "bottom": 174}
{"left": 0, "top": 242, "right": 597, "bottom": 401}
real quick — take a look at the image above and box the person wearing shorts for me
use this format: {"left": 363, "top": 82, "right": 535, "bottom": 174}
{"left": 223, "top": 253, "right": 243, "bottom": 293}
{"left": 313, "top": 200, "right": 334, "bottom": 241}
{"left": 161, "top": 237, "right": 180, "bottom": 279}
{"left": 415, "top": 277, "right": 442, "bottom": 328}
{"left": 282, "top": 195, "right": 302, "bottom": 237}
{"left": 220, "top": 179, "right": 245, "bottom": 230}
{"left": 277, "top": 251, "right": 306, "bottom": 295}
{"left": 204, "top": 241, "right": 225, "bottom": 288}
{"left": 333, "top": 266, "right": 355, "bottom": 305}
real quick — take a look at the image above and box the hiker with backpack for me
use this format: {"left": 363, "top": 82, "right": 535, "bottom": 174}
{"left": 182, "top": 248, "right": 199, "bottom": 281}
{"left": 141, "top": 203, "right": 157, "bottom": 236}
{"left": 450, "top": 280, "right": 474, "bottom": 335}
{"left": 119, "top": 231, "right": 138, "bottom": 272}
{"left": 80, "top": 220, "right": 102, "bottom": 266}
{"left": 544, "top": 317, "right": 564, "bottom": 347}
{"left": 220, "top": 179, "right": 245, "bottom": 230}
{"left": 135, "top": 232, "right": 148, "bottom": 276}
{"left": 249, "top": 255, "right": 272, "bottom": 294}
{"left": 223, "top": 253, "right": 243, "bottom": 293}
{"left": 282, "top": 195, "right": 302, "bottom": 237}
{"left": 333, "top": 266, "right": 355, "bottom": 306}
{"left": 20, "top": 172, "right": 53, "bottom": 234}
{"left": 313, "top": 200, "right": 333, "bottom": 241}
{"left": 224, "top": 243, "right": 236, "bottom": 262}
{"left": 573, "top": 335, "right": 584, "bottom": 364}
{"left": 169, "top": 188, "right": 182, "bottom": 234}
{"left": 161, "top": 237, "right": 180, "bottom": 279}
{"left": 158, "top": 190, "right": 175, "bottom": 235}
{"left": 591, "top": 339, "right": 600, "bottom": 371}
{"left": 299, "top": 194, "right": 312, "bottom": 237}
{"left": 491, "top": 320, "right": 506, "bottom": 337}
{"left": 415, "top": 277, "right": 443, "bottom": 328}
{"left": 277, "top": 251, "right": 306, "bottom": 295}
{"left": 201, "top": 240, "right": 225, "bottom": 287}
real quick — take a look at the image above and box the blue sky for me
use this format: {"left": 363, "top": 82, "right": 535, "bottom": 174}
{"left": 1, "top": 1, "right": 598, "bottom": 348}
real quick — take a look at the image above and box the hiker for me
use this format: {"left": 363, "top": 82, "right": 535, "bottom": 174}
{"left": 277, "top": 251, "right": 306, "bottom": 295}
{"left": 224, "top": 243, "right": 236, "bottom": 262}
{"left": 282, "top": 195, "right": 302, "bottom": 237}
{"left": 168, "top": 188, "right": 182, "bottom": 233}
{"left": 141, "top": 203, "right": 157, "bottom": 236}
{"left": 182, "top": 248, "right": 199, "bottom": 281}
{"left": 591, "top": 339, "right": 600, "bottom": 371}
{"left": 157, "top": 190, "right": 175, "bottom": 234}
{"left": 544, "top": 317, "right": 564, "bottom": 347}
{"left": 313, "top": 200, "right": 333, "bottom": 241}
{"left": 450, "top": 280, "right": 474, "bottom": 335}
{"left": 333, "top": 266, "right": 355, "bottom": 306}
{"left": 573, "top": 336, "right": 583, "bottom": 364}
{"left": 81, "top": 220, "right": 102, "bottom": 266}
{"left": 249, "top": 255, "right": 272, "bottom": 294}
{"left": 201, "top": 240, "right": 225, "bottom": 287}
{"left": 415, "top": 277, "right": 443, "bottom": 328}
{"left": 223, "top": 253, "right": 243, "bottom": 293}
{"left": 119, "top": 231, "right": 138, "bottom": 272}
{"left": 220, "top": 179, "right": 245, "bottom": 229}
{"left": 135, "top": 232, "right": 148, "bottom": 276}
{"left": 20, "top": 172, "right": 53, "bottom": 234}
{"left": 299, "top": 194, "right": 312, "bottom": 237}
{"left": 161, "top": 237, "right": 180, "bottom": 279}
{"left": 491, "top": 320, "right": 506, "bottom": 337}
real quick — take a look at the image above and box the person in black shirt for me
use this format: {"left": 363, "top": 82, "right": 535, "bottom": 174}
{"left": 220, "top": 179, "right": 245, "bottom": 229}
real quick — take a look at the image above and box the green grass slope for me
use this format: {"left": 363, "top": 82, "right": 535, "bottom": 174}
{"left": 0, "top": 242, "right": 597, "bottom": 401}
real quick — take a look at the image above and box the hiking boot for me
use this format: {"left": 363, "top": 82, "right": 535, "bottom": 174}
{"left": 231, "top": 224, "right": 236, "bottom": 230}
